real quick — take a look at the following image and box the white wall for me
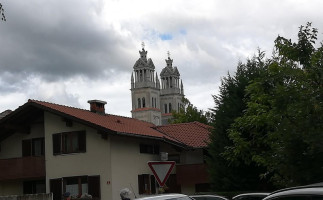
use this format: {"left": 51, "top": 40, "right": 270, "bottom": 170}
{"left": 44, "top": 112, "right": 112, "bottom": 200}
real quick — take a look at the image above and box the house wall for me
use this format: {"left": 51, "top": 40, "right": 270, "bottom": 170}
{"left": 0, "top": 122, "right": 44, "bottom": 195}
{"left": 0, "top": 123, "right": 44, "bottom": 159}
{"left": 110, "top": 136, "right": 181, "bottom": 200}
{"left": 0, "top": 180, "right": 22, "bottom": 196}
{"left": 44, "top": 112, "right": 112, "bottom": 200}
{"left": 181, "top": 149, "right": 204, "bottom": 164}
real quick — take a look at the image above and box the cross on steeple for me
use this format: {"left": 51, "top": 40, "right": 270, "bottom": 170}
{"left": 141, "top": 42, "right": 145, "bottom": 49}
{"left": 167, "top": 51, "right": 171, "bottom": 58}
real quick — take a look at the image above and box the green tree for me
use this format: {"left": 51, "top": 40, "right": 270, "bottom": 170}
{"left": 225, "top": 23, "right": 323, "bottom": 188}
{"left": 0, "top": 3, "right": 6, "bottom": 21}
{"left": 169, "top": 97, "right": 210, "bottom": 124}
{"left": 207, "top": 51, "right": 273, "bottom": 192}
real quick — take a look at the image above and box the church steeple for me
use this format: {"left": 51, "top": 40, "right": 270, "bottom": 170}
{"left": 159, "top": 51, "right": 185, "bottom": 124}
{"left": 131, "top": 43, "right": 157, "bottom": 89}
{"left": 160, "top": 52, "right": 182, "bottom": 94}
{"left": 130, "top": 44, "right": 162, "bottom": 125}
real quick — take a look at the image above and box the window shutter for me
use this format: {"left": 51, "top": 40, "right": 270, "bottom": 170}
{"left": 88, "top": 175, "right": 100, "bottom": 199}
{"left": 52, "top": 133, "right": 61, "bottom": 155}
{"left": 138, "top": 175, "right": 144, "bottom": 194}
{"left": 50, "top": 178, "right": 62, "bottom": 200}
{"left": 78, "top": 131, "right": 86, "bottom": 152}
{"left": 22, "top": 139, "right": 31, "bottom": 157}
{"left": 150, "top": 175, "right": 156, "bottom": 194}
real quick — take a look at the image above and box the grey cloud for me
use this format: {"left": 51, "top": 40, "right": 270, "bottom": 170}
{"left": 0, "top": 0, "right": 132, "bottom": 83}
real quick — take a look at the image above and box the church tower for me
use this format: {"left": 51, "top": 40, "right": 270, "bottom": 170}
{"left": 131, "top": 46, "right": 162, "bottom": 125}
{"left": 160, "top": 53, "right": 185, "bottom": 125}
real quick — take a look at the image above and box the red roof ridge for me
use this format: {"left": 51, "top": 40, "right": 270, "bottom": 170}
{"left": 156, "top": 121, "right": 210, "bottom": 129}
{"left": 28, "top": 99, "right": 147, "bottom": 122}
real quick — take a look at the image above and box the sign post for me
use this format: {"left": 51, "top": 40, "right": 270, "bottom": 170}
{"left": 148, "top": 161, "right": 175, "bottom": 187}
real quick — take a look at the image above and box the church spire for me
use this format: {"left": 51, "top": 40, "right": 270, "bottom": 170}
{"left": 139, "top": 42, "right": 147, "bottom": 61}
{"left": 165, "top": 51, "right": 173, "bottom": 67}
{"left": 131, "top": 72, "right": 134, "bottom": 89}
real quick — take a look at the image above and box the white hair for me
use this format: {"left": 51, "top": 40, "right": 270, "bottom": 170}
{"left": 120, "top": 188, "right": 132, "bottom": 199}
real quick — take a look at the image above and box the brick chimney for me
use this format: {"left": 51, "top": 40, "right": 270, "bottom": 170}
{"left": 87, "top": 100, "right": 107, "bottom": 114}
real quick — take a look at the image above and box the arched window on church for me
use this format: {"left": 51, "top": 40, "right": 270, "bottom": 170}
{"left": 151, "top": 97, "right": 154, "bottom": 108}
{"left": 138, "top": 98, "right": 141, "bottom": 108}
{"left": 169, "top": 103, "right": 172, "bottom": 112}
{"left": 140, "top": 70, "right": 143, "bottom": 82}
{"left": 164, "top": 104, "right": 167, "bottom": 114}
{"left": 154, "top": 98, "right": 157, "bottom": 108}
{"left": 142, "top": 97, "right": 146, "bottom": 108}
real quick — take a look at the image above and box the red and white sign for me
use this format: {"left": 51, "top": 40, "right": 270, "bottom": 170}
{"left": 148, "top": 161, "right": 175, "bottom": 187}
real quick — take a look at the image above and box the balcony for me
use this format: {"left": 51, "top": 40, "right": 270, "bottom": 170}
{"left": 0, "top": 156, "right": 45, "bottom": 181}
{"left": 176, "top": 163, "right": 208, "bottom": 184}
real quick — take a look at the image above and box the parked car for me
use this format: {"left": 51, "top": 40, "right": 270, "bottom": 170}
{"left": 263, "top": 183, "right": 323, "bottom": 200}
{"left": 135, "top": 193, "right": 194, "bottom": 200}
{"left": 190, "top": 194, "right": 229, "bottom": 200}
{"left": 232, "top": 193, "right": 269, "bottom": 200}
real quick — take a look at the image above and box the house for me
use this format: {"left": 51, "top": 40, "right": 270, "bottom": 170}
{"left": 0, "top": 99, "right": 211, "bottom": 200}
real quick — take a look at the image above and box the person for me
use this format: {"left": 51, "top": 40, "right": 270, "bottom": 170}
{"left": 120, "top": 188, "right": 132, "bottom": 200}
{"left": 63, "top": 192, "right": 71, "bottom": 200}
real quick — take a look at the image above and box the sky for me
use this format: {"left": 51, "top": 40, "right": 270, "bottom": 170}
{"left": 0, "top": 0, "right": 323, "bottom": 117}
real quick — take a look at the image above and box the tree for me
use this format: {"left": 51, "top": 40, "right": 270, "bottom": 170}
{"left": 225, "top": 23, "right": 323, "bottom": 188}
{"left": 207, "top": 51, "right": 273, "bottom": 192}
{"left": 0, "top": 3, "right": 6, "bottom": 21}
{"left": 169, "top": 97, "right": 210, "bottom": 124}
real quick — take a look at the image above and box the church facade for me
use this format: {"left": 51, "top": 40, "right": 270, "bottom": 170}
{"left": 131, "top": 47, "right": 185, "bottom": 125}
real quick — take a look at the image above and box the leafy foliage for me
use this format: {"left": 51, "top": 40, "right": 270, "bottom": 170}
{"left": 207, "top": 51, "right": 273, "bottom": 191}
{"left": 169, "top": 97, "right": 210, "bottom": 124}
{"left": 225, "top": 23, "right": 323, "bottom": 187}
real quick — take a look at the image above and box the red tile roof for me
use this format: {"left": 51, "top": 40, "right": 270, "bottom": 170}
{"left": 155, "top": 122, "right": 212, "bottom": 148}
{"left": 19, "top": 100, "right": 211, "bottom": 148}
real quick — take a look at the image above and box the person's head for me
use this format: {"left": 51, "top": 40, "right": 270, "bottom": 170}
{"left": 120, "top": 188, "right": 132, "bottom": 200}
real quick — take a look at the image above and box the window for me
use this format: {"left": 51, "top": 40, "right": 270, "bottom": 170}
{"left": 154, "top": 98, "right": 157, "bottom": 108}
{"left": 53, "top": 131, "right": 86, "bottom": 155}
{"left": 22, "top": 138, "right": 45, "bottom": 157}
{"left": 50, "top": 176, "right": 100, "bottom": 200}
{"left": 65, "top": 176, "right": 88, "bottom": 197}
{"left": 169, "top": 103, "right": 172, "bottom": 112}
{"left": 151, "top": 97, "right": 154, "bottom": 108}
{"left": 138, "top": 98, "right": 141, "bottom": 108}
{"left": 138, "top": 174, "right": 156, "bottom": 195}
{"left": 140, "top": 144, "right": 159, "bottom": 155}
{"left": 164, "top": 104, "right": 167, "bottom": 113}
{"left": 142, "top": 97, "right": 146, "bottom": 108}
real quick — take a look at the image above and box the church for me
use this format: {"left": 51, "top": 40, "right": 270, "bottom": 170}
{"left": 131, "top": 46, "right": 185, "bottom": 125}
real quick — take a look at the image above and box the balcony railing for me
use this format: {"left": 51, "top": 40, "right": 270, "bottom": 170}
{"left": 0, "top": 156, "right": 45, "bottom": 181}
{"left": 176, "top": 163, "right": 208, "bottom": 184}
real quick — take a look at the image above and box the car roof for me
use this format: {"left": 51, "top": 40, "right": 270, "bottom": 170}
{"left": 264, "top": 183, "right": 323, "bottom": 200}
{"left": 190, "top": 194, "right": 228, "bottom": 200}
{"left": 233, "top": 193, "right": 270, "bottom": 199}
{"left": 135, "top": 193, "right": 190, "bottom": 200}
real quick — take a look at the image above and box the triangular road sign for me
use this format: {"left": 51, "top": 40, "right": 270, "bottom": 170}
{"left": 148, "top": 161, "right": 175, "bottom": 187}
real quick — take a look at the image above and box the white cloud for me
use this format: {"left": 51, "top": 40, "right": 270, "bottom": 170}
{"left": 1, "top": 0, "right": 323, "bottom": 117}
